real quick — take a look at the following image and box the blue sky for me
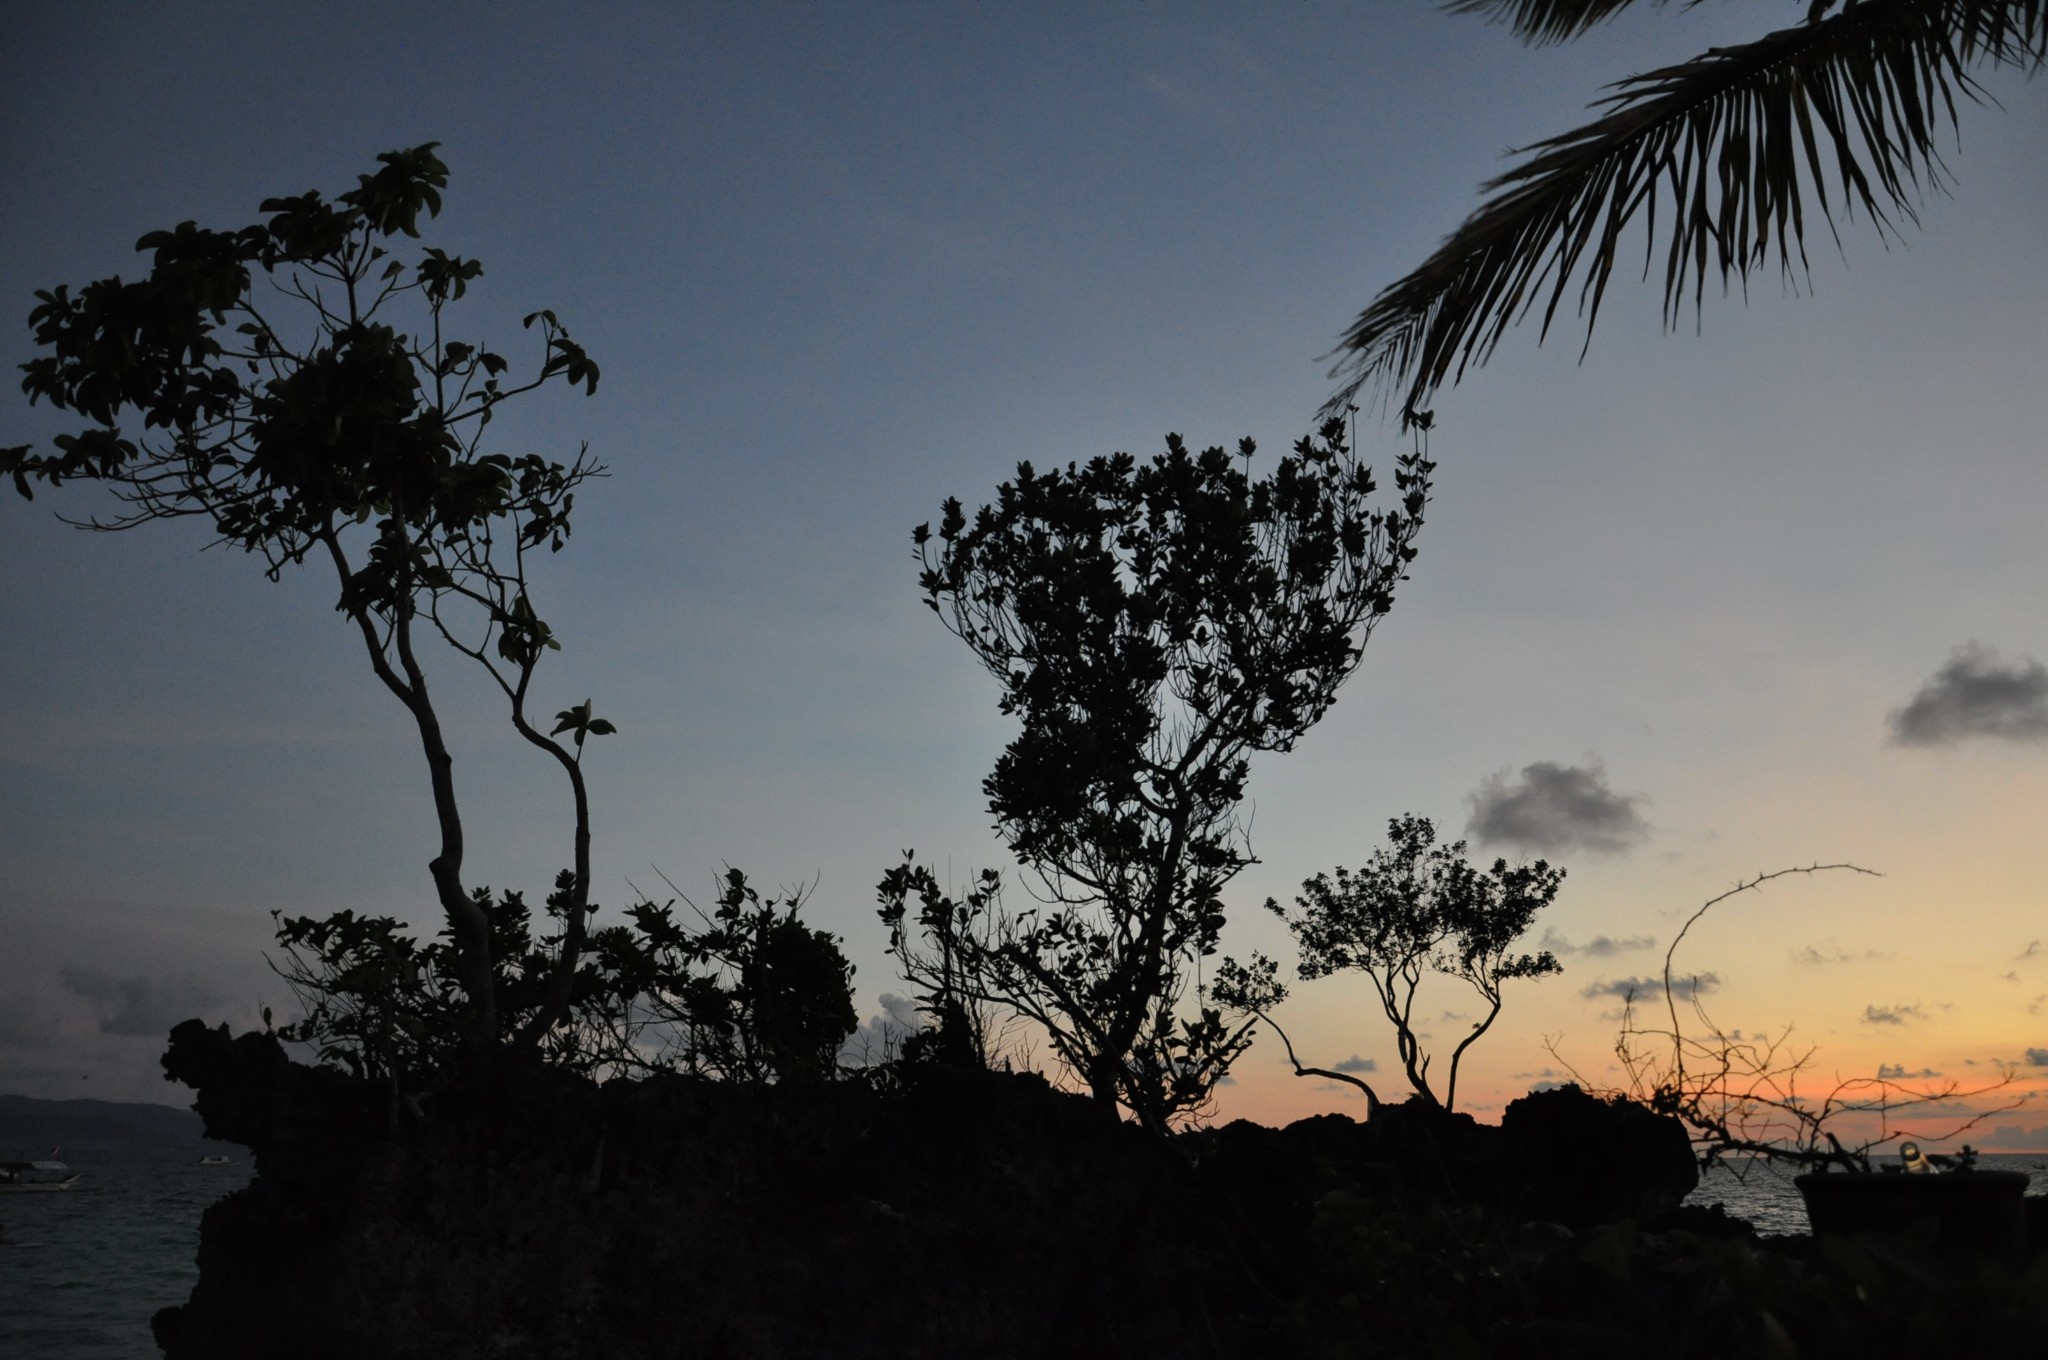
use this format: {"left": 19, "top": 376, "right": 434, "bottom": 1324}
{"left": 4, "top": 2, "right": 2046, "bottom": 1139}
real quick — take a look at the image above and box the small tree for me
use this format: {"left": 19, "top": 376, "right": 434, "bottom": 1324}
{"left": 893, "top": 418, "right": 1433, "bottom": 1130}
{"left": 4, "top": 146, "right": 610, "bottom": 1057}
{"left": 601, "top": 869, "right": 859, "bottom": 1084}
{"left": 1225, "top": 814, "right": 1562, "bottom": 1113}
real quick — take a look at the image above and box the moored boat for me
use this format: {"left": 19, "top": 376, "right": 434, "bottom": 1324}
{"left": 0, "top": 1159, "right": 83, "bottom": 1192}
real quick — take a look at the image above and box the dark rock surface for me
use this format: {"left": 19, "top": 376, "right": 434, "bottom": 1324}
{"left": 151, "top": 1022, "right": 2048, "bottom": 1359}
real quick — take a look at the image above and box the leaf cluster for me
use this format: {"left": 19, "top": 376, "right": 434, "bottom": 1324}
{"left": 596, "top": 869, "right": 859, "bottom": 1084}
{"left": 1331, "top": 0, "right": 2048, "bottom": 415}
{"left": 903, "top": 421, "right": 1432, "bottom": 1126}
{"left": 270, "top": 869, "right": 619, "bottom": 1084}
{"left": 4, "top": 141, "right": 604, "bottom": 617}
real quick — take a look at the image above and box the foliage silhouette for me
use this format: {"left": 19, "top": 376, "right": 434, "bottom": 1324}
{"left": 1329, "top": 0, "right": 2047, "bottom": 416}
{"left": 3, "top": 146, "right": 611, "bottom": 1056}
{"left": 599, "top": 869, "right": 859, "bottom": 1083}
{"left": 893, "top": 417, "right": 1433, "bottom": 1130}
{"left": 1556, "top": 862, "right": 2032, "bottom": 1171}
{"left": 1219, "top": 814, "right": 1563, "bottom": 1113}
{"left": 271, "top": 866, "right": 858, "bottom": 1088}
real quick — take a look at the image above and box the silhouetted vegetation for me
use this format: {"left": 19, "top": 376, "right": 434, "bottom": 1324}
{"left": 1330, "top": 0, "right": 2048, "bottom": 416}
{"left": 887, "top": 421, "right": 1433, "bottom": 1130}
{"left": 1218, "top": 814, "right": 1563, "bottom": 1113}
{"left": 4, "top": 147, "right": 610, "bottom": 1057}
{"left": 272, "top": 866, "right": 859, "bottom": 1093}
{"left": 1568, "top": 864, "right": 2030, "bottom": 1174}
{"left": 14, "top": 141, "right": 2047, "bottom": 1358}
{"left": 152, "top": 1019, "right": 2048, "bottom": 1359}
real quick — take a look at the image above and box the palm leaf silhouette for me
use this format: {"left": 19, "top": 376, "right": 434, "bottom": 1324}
{"left": 1329, "top": 0, "right": 2045, "bottom": 418}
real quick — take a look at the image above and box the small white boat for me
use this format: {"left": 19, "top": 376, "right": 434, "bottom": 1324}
{"left": 0, "top": 1160, "right": 83, "bottom": 1193}
{"left": 197, "top": 1154, "right": 233, "bottom": 1166}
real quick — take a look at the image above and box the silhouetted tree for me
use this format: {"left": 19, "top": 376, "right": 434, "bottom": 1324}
{"left": 1224, "top": 814, "right": 1562, "bottom": 1112}
{"left": 601, "top": 869, "right": 859, "bottom": 1083}
{"left": 892, "top": 418, "right": 1433, "bottom": 1130}
{"left": 3, "top": 146, "right": 610, "bottom": 1056}
{"left": 1328, "top": 1, "right": 2046, "bottom": 417}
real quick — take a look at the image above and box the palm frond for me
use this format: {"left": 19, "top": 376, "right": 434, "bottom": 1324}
{"left": 1331, "top": 0, "right": 2046, "bottom": 418}
{"left": 1444, "top": 0, "right": 1688, "bottom": 47}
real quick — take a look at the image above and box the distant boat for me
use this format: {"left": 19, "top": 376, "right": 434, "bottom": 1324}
{"left": 0, "top": 1160, "right": 83, "bottom": 1193}
{"left": 197, "top": 1154, "right": 233, "bottom": 1166}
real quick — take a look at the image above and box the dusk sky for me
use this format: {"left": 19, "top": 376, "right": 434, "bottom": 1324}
{"left": 4, "top": 2, "right": 2045, "bottom": 1147}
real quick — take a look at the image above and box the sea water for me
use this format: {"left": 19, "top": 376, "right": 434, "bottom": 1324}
{"left": 1685, "top": 1151, "right": 2048, "bottom": 1236}
{"left": 0, "top": 1145, "right": 250, "bottom": 1360}
{"left": 1, "top": 1146, "right": 2043, "bottom": 1358}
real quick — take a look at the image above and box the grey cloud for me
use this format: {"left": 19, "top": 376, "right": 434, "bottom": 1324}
{"left": 1862, "top": 1003, "right": 1926, "bottom": 1026}
{"left": 1970, "top": 1123, "right": 2048, "bottom": 1150}
{"left": 1334, "top": 1054, "right": 1376, "bottom": 1073}
{"left": 1877, "top": 1063, "right": 1941, "bottom": 1080}
{"left": 838, "top": 992, "right": 926, "bottom": 1067}
{"left": 1790, "top": 943, "right": 1894, "bottom": 966}
{"left": 59, "top": 966, "right": 219, "bottom": 1037}
{"left": 1888, "top": 643, "right": 2048, "bottom": 746}
{"left": 1466, "top": 760, "right": 1650, "bottom": 857}
{"left": 1581, "top": 972, "right": 1720, "bottom": 1002}
{"left": 2024, "top": 1048, "right": 2048, "bottom": 1067}
{"left": 2020, "top": 940, "right": 2043, "bottom": 960}
{"left": 1541, "top": 929, "right": 1656, "bottom": 958}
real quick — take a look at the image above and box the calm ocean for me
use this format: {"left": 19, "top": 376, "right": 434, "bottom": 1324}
{"left": 2, "top": 1146, "right": 2043, "bottom": 1358}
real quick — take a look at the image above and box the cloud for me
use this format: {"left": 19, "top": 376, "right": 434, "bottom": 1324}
{"left": 1887, "top": 642, "right": 2048, "bottom": 746}
{"left": 1581, "top": 972, "right": 1720, "bottom": 1002}
{"left": 1334, "top": 1054, "right": 1376, "bottom": 1073}
{"left": 838, "top": 992, "right": 926, "bottom": 1066}
{"left": 1541, "top": 929, "right": 1656, "bottom": 958}
{"left": 59, "top": 967, "right": 220, "bottom": 1038}
{"left": 1465, "top": 760, "right": 1650, "bottom": 857}
{"left": 1876, "top": 1063, "right": 1941, "bottom": 1080}
{"left": 1968, "top": 1123, "right": 2048, "bottom": 1151}
{"left": 2020, "top": 940, "right": 2043, "bottom": 961}
{"left": 1790, "top": 943, "right": 1894, "bottom": 966}
{"left": 1862, "top": 1003, "right": 1926, "bottom": 1026}
{"left": 2024, "top": 1048, "right": 2048, "bottom": 1067}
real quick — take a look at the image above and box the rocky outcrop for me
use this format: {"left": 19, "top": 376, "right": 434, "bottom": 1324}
{"left": 152, "top": 1024, "right": 2041, "bottom": 1359}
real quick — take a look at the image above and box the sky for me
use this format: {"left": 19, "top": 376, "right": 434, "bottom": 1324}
{"left": 3, "top": 1, "right": 2045, "bottom": 1149}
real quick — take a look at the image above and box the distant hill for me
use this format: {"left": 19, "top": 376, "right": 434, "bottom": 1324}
{"left": 0, "top": 1093, "right": 206, "bottom": 1152}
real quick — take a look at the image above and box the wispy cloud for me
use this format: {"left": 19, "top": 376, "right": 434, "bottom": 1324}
{"left": 59, "top": 966, "right": 220, "bottom": 1038}
{"left": 1334, "top": 1054, "right": 1376, "bottom": 1073}
{"left": 1862, "top": 1003, "right": 1926, "bottom": 1026}
{"left": 1581, "top": 972, "right": 1720, "bottom": 1002}
{"left": 1541, "top": 929, "right": 1656, "bottom": 958}
{"left": 1790, "top": 942, "right": 1894, "bottom": 966}
{"left": 1877, "top": 1063, "right": 1941, "bottom": 1080}
{"left": 1466, "top": 760, "right": 1650, "bottom": 857}
{"left": 1888, "top": 642, "right": 2048, "bottom": 746}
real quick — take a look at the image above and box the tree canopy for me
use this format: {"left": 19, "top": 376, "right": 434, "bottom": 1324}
{"left": 888, "top": 417, "right": 1433, "bottom": 1130}
{"left": 4, "top": 145, "right": 608, "bottom": 1053}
